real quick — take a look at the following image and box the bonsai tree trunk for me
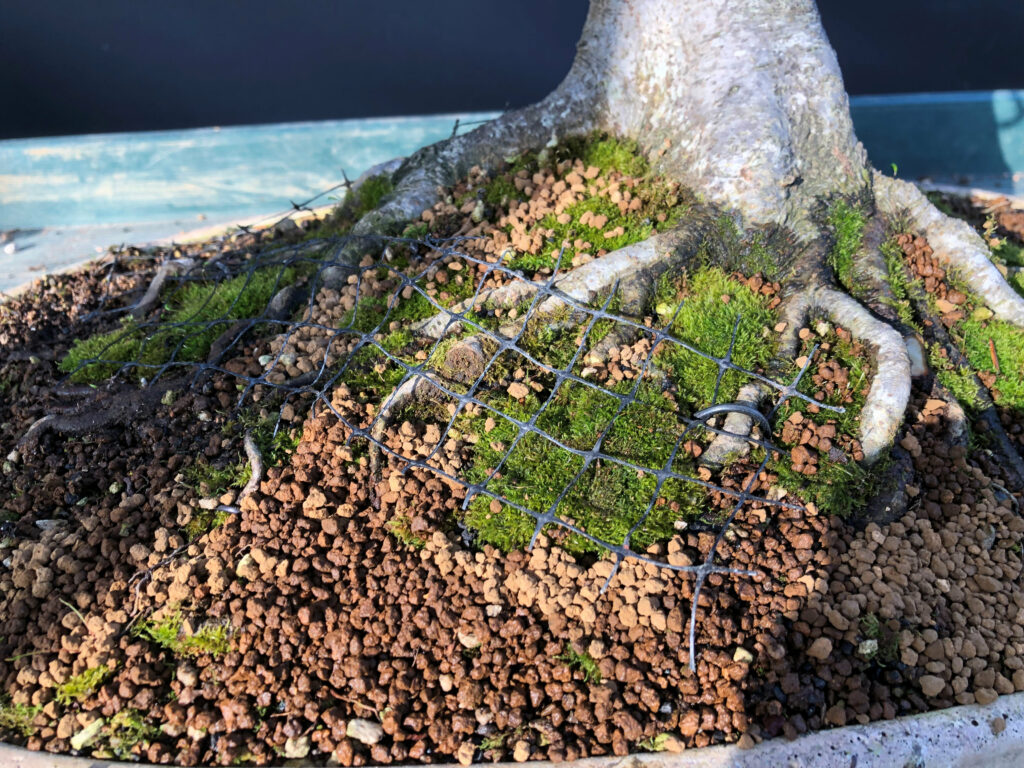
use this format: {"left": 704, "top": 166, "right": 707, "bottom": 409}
{"left": 337, "top": 0, "right": 1024, "bottom": 477}
{"left": 51, "top": 0, "right": 1024, "bottom": 487}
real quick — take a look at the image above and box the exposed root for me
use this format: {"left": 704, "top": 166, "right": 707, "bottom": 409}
{"left": 849, "top": 212, "right": 903, "bottom": 324}
{"left": 874, "top": 172, "right": 1024, "bottom": 328}
{"left": 321, "top": 90, "right": 597, "bottom": 289}
{"left": 131, "top": 258, "right": 195, "bottom": 319}
{"left": 238, "top": 430, "right": 263, "bottom": 502}
{"left": 581, "top": 271, "right": 654, "bottom": 366}
{"left": 699, "top": 381, "right": 773, "bottom": 469}
{"left": 206, "top": 320, "right": 249, "bottom": 366}
{"left": 900, "top": 268, "right": 1024, "bottom": 489}
{"left": 415, "top": 217, "right": 716, "bottom": 341}
{"left": 809, "top": 286, "right": 911, "bottom": 465}
{"left": 368, "top": 376, "right": 448, "bottom": 478}
{"left": 441, "top": 336, "right": 490, "bottom": 383}
{"left": 16, "top": 383, "right": 174, "bottom": 451}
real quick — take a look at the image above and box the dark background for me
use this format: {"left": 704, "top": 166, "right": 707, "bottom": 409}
{"left": 2, "top": 0, "right": 1023, "bottom": 140}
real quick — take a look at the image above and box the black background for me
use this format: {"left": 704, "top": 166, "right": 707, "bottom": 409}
{"left": 2, "top": 0, "right": 1022, "bottom": 139}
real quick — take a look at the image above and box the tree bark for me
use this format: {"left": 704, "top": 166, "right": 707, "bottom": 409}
{"left": 570, "top": 0, "right": 868, "bottom": 239}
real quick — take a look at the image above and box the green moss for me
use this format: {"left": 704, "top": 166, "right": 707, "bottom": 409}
{"left": 928, "top": 343, "right": 982, "bottom": 409}
{"left": 451, "top": 267, "right": 777, "bottom": 553}
{"left": 774, "top": 453, "right": 879, "bottom": 520}
{"left": 183, "top": 508, "right": 232, "bottom": 540}
{"left": 556, "top": 644, "right": 602, "bottom": 683}
{"left": 637, "top": 733, "right": 676, "bottom": 752}
{"left": 827, "top": 200, "right": 866, "bottom": 292}
{"left": 959, "top": 317, "right": 1024, "bottom": 408}
{"left": 993, "top": 239, "right": 1024, "bottom": 269}
{"left": 133, "top": 609, "right": 232, "bottom": 657}
{"left": 773, "top": 330, "right": 877, "bottom": 518}
{"left": 880, "top": 238, "right": 918, "bottom": 329}
{"left": 386, "top": 515, "right": 427, "bottom": 549}
{"left": 55, "top": 666, "right": 112, "bottom": 706}
{"left": 460, "top": 380, "right": 705, "bottom": 555}
{"left": 0, "top": 699, "right": 41, "bottom": 737}
{"left": 356, "top": 174, "right": 393, "bottom": 213}
{"left": 580, "top": 136, "right": 649, "bottom": 177}
{"left": 402, "top": 222, "right": 430, "bottom": 240}
{"left": 654, "top": 267, "right": 776, "bottom": 408}
{"left": 102, "top": 709, "right": 159, "bottom": 761}
{"left": 60, "top": 265, "right": 298, "bottom": 383}
{"left": 484, "top": 174, "right": 519, "bottom": 208}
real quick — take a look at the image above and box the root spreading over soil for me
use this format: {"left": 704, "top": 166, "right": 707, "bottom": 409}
{"left": 2, "top": 170, "right": 1024, "bottom": 765}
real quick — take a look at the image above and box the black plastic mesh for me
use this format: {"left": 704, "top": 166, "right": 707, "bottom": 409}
{"left": 65, "top": 192, "right": 842, "bottom": 671}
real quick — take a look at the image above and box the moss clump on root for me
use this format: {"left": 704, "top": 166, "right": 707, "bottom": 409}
{"left": 826, "top": 200, "right": 867, "bottom": 294}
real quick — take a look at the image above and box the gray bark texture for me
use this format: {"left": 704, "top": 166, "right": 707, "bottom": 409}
{"left": 345, "top": 0, "right": 1024, "bottom": 474}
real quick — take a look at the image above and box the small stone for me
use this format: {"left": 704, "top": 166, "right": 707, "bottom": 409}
{"left": 439, "top": 674, "right": 454, "bottom": 692}
{"left": 733, "top": 647, "right": 754, "bottom": 664}
{"left": 283, "top": 735, "right": 311, "bottom": 759}
{"left": 736, "top": 733, "right": 756, "bottom": 750}
{"left": 176, "top": 664, "right": 198, "bottom": 688}
{"left": 975, "top": 688, "right": 999, "bottom": 706}
{"left": 991, "top": 716, "right": 1007, "bottom": 736}
{"left": 507, "top": 382, "right": 530, "bottom": 399}
{"left": 70, "top": 718, "right": 105, "bottom": 750}
{"left": 456, "top": 740, "right": 475, "bottom": 766}
{"left": 236, "top": 553, "right": 259, "bottom": 580}
{"left": 346, "top": 718, "right": 384, "bottom": 745}
{"left": 807, "top": 637, "right": 833, "bottom": 660}
{"left": 974, "top": 574, "right": 1001, "bottom": 593}
{"left": 513, "top": 740, "right": 530, "bottom": 762}
{"left": 839, "top": 598, "right": 860, "bottom": 620}
{"left": 919, "top": 675, "right": 945, "bottom": 697}
{"left": 824, "top": 704, "right": 847, "bottom": 726}
{"left": 457, "top": 630, "right": 481, "bottom": 649}
{"left": 858, "top": 639, "right": 878, "bottom": 659}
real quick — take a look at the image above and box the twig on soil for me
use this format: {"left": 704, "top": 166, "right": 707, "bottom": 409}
{"left": 238, "top": 430, "right": 263, "bottom": 502}
{"left": 131, "top": 257, "right": 195, "bottom": 319}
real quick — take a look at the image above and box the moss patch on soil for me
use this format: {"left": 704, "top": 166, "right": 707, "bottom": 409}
{"left": 472, "top": 134, "right": 691, "bottom": 275}
{"left": 772, "top": 326, "right": 875, "bottom": 518}
{"left": 132, "top": 609, "right": 232, "bottom": 657}
{"left": 60, "top": 265, "right": 299, "bottom": 383}
{"left": 54, "top": 665, "right": 112, "bottom": 706}
{"left": 454, "top": 265, "right": 780, "bottom": 553}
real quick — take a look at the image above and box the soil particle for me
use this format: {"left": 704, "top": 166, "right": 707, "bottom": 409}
{"left": 807, "top": 637, "right": 833, "bottom": 660}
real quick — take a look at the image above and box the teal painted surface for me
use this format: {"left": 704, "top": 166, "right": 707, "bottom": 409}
{"left": 0, "top": 113, "right": 499, "bottom": 229}
{"left": 851, "top": 91, "right": 1024, "bottom": 190}
{"left": 2, "top": 92, "right": 1023, "bottom": 233}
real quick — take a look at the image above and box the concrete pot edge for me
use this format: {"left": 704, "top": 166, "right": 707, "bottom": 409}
{"left": 1, "top": 692, "right": 1022, "bottom": 768}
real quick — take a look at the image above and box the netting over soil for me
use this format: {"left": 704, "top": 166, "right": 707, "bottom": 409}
{"left": 60, "top": 208, "right": 844, "bottom": 670}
